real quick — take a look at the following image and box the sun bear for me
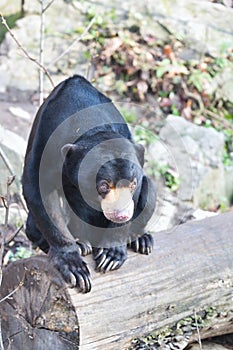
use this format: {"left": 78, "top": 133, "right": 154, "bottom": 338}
{"left": 22, "top": 75, "right": 156, "bottom": 293}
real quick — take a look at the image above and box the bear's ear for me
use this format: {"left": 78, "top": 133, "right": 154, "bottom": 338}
{"left": 134, "top": 143, "right": 145, "bottom": 167}
{"left": 61, "top": 143, "right": 77, "bottom": 160}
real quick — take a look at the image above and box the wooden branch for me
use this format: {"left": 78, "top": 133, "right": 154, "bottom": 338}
{"left": 39, "top": 0, "right": 46, "bottom": 105}
{"left": 0, "top": 12, "right": 55, "bottom": 89}
{"left": 0, "top": 146, "right": 28, "bottom": 213}
{"left": 0, "top": 212, "right": 233, "bottom": 350}
{"left": 48, "top": 15, "right": 96, "bottom": 67}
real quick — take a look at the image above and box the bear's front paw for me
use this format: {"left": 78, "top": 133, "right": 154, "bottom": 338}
{"left": 49, "top": 245, "right": 91, "bottom": 293}
{"left": 93, "top": 246, "right": 127, "bottom": 273}
{"left": 128, "top": 233, "right": 153, "bottom": 255}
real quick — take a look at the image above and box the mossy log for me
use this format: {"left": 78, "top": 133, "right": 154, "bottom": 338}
{"left": 1, "top": 212, "right": 233, "bottom": 350}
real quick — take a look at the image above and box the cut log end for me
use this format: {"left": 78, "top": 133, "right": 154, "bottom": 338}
{"left": 0, "top": 256, "right": 79, "bottom": 350}
{"left": 1, "top": 212, "right": 233, "bottom": 350}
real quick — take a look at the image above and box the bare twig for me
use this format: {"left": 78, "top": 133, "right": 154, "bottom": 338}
{"left": 205, "top": 109, "right": 233, "bottom": 130}
{"left": 0, "top": 12, "right": 55, "bottom": 88}
{"left": 48, "top": 14, "right": 96, "bottom": 67}
{"left": 0, "top": 244, "right": 25, "bottom": 350}
{"left": 5, "top": 225, "right": 23, "bottom": 245}
{"left": 6, "top": 339, "right": 11, "bottom": 350}
{"left": 0, "top": 318, "right": 4, "bottom": 350}
{"left": 0, "top": 147, "right": 15, "bottom": 178}
{"left": 194, "top": 309, "right": 203, "bottom": 350}
{"left": 0, "top": 194, "right": 6, "bottom": 317}
{"left": 0, "top": 234, "right": 4, "bottom": 288}
{"left": 43, "top": 0, "right": 56, "bottom": 12}
{"left": 0, "top": 187, "right": 24, "bottom": 350}
{"left": 0, "top": 270, "right": 26, "bottom": 304}
{"left": 0, "top": 212, "right": 5, "bottom": 294}
{"left": 181, "top": 81, "right": 205, "bottom": 114}
{"left": 0, "top": 176, "right": 16, "bottom": 297}
{"left": 0, "top": 197, "right": 7, "bottom": 211}
{"left": 4, "top": 176, "right": 16, "bottom": 228}
{"left": 0, "top": 147, "right": 27, "bottom": 213}
{"left": 39, "top": 0, "right": 46, "bottom": 104}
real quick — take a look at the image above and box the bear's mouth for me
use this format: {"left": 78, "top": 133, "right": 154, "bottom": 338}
{"left": 103, "top": 204, "right": 134, "bottom": 223}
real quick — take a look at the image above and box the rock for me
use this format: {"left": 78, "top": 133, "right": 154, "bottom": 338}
{"left": 154, "top": 1, "right": 233, "bottom": 57}
{"left": 188, "top": 341, "right": 229, "bottom": 350}
{"left": 9, "top": 106, "right": 31, "bottom": 121}
{"left": 0, "top": 0, "right": 20, "bottom": 14}
{"left": 0, "top": 101, "right": 35, "bottom": 139}
{"left": 0, "top": 126, "right": 26, "bottom": 195}
{"left": 224, "top": 165, "right": 233, "bottom": 204}
{"left": 223, "top": 0, "right": 232, "bottom": 6}
{"left": 147, "top": 188, "right": 179, "bottom": 232}
{"left": 214, "top": 66, "right": 233, "bottom": 103}
{"left": 148, "top": 115, "right": 227, "bottom": 210}
{"left": 124, "top": 0, "right": 233, "bottom": 57}
{"left": 1, "top": 0, "right": 233, "bottom": 94}
{"left": 192, "top": 208, "right": 217, "bottom": 221}
{"left": 0, "top": 0, "right": 89, "bottom": 95}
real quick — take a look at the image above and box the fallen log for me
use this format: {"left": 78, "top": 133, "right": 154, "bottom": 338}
{"left": 0, "top": 212, "right": 233, "bottom": 350}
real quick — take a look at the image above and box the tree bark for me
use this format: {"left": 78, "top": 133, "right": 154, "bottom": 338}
{"left": 21, "top": 0, "right": 25, "bottom": 16}
{"left": 0, "top": 212, "right": 233, "bottom": 350}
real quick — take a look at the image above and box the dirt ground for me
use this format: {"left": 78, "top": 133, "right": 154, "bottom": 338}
{"left": 0, "top": 93, "right": 37, "bottom": 140}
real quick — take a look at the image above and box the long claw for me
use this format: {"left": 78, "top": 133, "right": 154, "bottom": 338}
{"left": 77, "top": 245, "right": 82, "bottom": 255}
{"left": 99, "top": 256, "right": 113, "bottom": 271}
{"left": 105, "top": 260, "right": 115, "bottom": 272}
{"left": 83, "top": 269, "right": 92, "bottom": 292}
{"left": 77, "top": 274, "right": 86, "bottom": 292}
{"left": 94, "top": 248, "right": 104, "bottom": 260}
{"left": 68, "top": 273, "right": 77, "bottom": 288}
{"left": 111, "top": 260, "right": 120, "bottom": 270}
{"left": 96, "top": 253, "right": 107, "bottom": 269}
{"left": 139, "top": 237, "right": 145, "bottom": 254}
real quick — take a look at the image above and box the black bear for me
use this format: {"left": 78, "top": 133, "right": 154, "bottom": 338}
{"left": 22, "top": 75, "right": 156, "bottom": 293}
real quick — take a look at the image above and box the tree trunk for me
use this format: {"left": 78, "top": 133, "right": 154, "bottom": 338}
{"left": 1, "top": 212, "right": 233, "bottom": 350}
{"left": 21, "top": 0, "right": 25, "bottom": 16}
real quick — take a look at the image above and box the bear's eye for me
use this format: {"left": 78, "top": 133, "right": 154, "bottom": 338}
{"left": 130, "top": 178, "right": 137, "bottom": 192}
{"left": 98, "top": 181, "right": 110, "bottom": 194}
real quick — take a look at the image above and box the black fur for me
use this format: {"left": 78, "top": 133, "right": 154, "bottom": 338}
{"left": 22, "top": 75, "right": 156, "bottom": 292}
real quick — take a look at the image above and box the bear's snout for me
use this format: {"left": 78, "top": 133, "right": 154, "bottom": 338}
{"left": 101, "top": 187, "right": 134, "bottom": 223}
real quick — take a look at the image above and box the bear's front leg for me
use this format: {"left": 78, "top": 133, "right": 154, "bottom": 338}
{"left": 93, "top": 245, "right": 127, "bottom": 272}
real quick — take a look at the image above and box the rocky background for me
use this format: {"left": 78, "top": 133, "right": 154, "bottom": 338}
{"left": 0, "top": 1, "right": 233, "bottom": 349}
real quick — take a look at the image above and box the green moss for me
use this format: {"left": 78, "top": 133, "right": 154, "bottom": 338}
{"left": 146, "top": 161, "right": 180, "bottom": 192}
{"left": 9, "top": 246, "right": 34, "bottom": 261}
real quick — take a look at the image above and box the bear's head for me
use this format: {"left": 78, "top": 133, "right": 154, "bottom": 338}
{"left": 61, "top": 135, "right": 144, "bottom": 224}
